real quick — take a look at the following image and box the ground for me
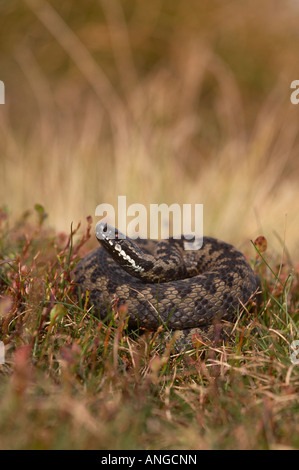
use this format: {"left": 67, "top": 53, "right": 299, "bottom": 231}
{"left": 0, "top": 209, "right": 298, "bottom": 450}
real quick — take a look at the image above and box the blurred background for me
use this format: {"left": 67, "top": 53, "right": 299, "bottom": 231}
{"left": 1, "top": 0, "right": 299, "bottom": 256}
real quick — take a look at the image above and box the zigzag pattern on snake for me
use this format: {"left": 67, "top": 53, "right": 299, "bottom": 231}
{"left": 74, "top": 222, "right": 261, "bottom": 343}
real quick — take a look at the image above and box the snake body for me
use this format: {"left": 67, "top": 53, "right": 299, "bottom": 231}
{"left": 74, "top": 223, "right": 260, "bottom": 343}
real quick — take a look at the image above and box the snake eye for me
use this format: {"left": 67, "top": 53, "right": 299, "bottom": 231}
{"left": 95, "top": 221, "right": 110, "bottom": 240}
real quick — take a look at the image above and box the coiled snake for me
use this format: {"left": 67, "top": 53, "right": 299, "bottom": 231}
{"left": 74, "top": 223, "right": 260, "bottom": 347}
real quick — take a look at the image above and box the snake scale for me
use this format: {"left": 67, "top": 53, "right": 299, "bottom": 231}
{"left": 74, "top": 222, "right": 261, "bottom": 346}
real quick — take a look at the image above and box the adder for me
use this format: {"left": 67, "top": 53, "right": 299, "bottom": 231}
{"left": 74, "top": 222, "right": 261, "bottom": 347}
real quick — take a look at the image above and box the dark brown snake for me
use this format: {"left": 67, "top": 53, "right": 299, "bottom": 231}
{"left": 74, "top": 222, "right": 261, "bottom": 346}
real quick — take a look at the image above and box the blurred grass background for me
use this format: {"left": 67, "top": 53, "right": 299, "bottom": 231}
{"left": 1, "top": 0, "right": 299, "bottom": 256}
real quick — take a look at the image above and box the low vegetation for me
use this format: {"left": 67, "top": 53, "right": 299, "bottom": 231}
{"left": 0, "top": 207, "right": 298, "bottom": 450}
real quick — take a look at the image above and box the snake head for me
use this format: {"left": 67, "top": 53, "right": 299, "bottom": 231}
{"left": 95, "top": 221, "right": 126, "bottom": 242}
{"left": 95, "top": 222, "right": 154, "bottom": 277}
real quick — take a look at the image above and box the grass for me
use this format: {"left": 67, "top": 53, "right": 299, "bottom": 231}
{"left": 0, "top": 208, "right": 298, "bottom": 450}
{"left": 1, "top": 0, "right": 299, "bottom": 257}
